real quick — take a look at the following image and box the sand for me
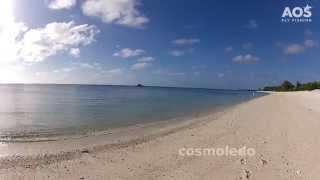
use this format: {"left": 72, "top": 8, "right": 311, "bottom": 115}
{"left": 1, "top": 91, "right": 320, "bottom": 180}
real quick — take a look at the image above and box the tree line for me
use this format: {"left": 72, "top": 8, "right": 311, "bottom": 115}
{"left": 263, "top": 80, "right": 320, "bottom": 91}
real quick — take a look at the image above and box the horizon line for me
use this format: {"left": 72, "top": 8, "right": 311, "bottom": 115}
{"left": 0, "top": 82, "right": 258, "bottom": 91}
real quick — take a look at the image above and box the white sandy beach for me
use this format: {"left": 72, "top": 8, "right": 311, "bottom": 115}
{"left": 1, "top": 91, "right": 320, "bottom": 180}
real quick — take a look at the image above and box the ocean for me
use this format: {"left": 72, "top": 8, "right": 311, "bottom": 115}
{"left": 0, "top": 84, "right": 263, "bottom": 141}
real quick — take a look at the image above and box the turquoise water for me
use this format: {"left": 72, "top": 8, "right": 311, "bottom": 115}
{"left": 0, "top": 84, "right": 263, "bottom": 139}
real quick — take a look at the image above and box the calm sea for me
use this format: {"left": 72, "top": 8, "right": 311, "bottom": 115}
{"left": 0, "top": 84, "right": 263, "bottom": 140}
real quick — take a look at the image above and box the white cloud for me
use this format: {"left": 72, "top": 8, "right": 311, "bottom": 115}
{"left": 69, "top": 62, "right": 101, "bottom": 71}
{"left": 78, "top": 62, "right": 96, "bottom": 69}
{"left": 193, "top": 71, "right": 200, "bottom": 76}
{"left": 18, "top": 21, "right": 99, "bottom": 62}
{"left": 48, "top": 0, "right": 77, "bottom": 10}
{"left": 137, "top": 56, "right": 155, "bottom": 62}
{"left": 53, "top": 67, "right": 74, "bottom": 73}
{"left": 0, "top": 22, "right": 28, "bottom": 63}
{"left": 35, "top": 71, "right": 48, "bottom": 77}
{"left": 284, "top": 44, "right": 305, "bottom": 55}
{"left": 82, "top": 0, "right": 149, "bottom": 28}
{"left": 172, "top": 38, "right": 200, "bottom": 45}
{"left": 169, "top": 48, "right": 194, "bottom": 57}
{"left": 246, "top": 20, "right": 258, "bottom": 29}
{"left": 0, "top": 1, "right": 27, "bottom": 64}
{"left": 153, "top": 69, "right": 185, "bottom": 76}
{"left": 242, "top": 42, "right": 254, "bottom": 50}
{"left": 170, "top": 50, "right": 185, "bottom": 57}
{"left": 283, "top": 39, "right": 318, "bottom": 55}
{"left": 54, "top": 62, "right": 102, "bottom": 74}
{"left": 217, "top": 73, "right": 225, "bottom": 78}
{"left": 0, "top": 1, "right": 98, "bottom": 64}
{"left": 131, "top": 62, "right": 152, "bottom": 70}
{"left": 224, "top": 46, "right": 233, "bottom": 53}
{"left": 69, "top": 48, "right": 80, "bottom": 58}
{"left": 106, "top": 68, "right": 124, "bottom": 75}
{"left": 62, "top": 67, "right": 74, "bottom": 72}
{"left": 113, "top": 48, "right": 145, "bottom": 58}
{"left": 304, "top": 39, "right": 318, "bottom": 48}
{"left": 232, "top": 54, "right": 260, "bottom": 64}
{"left": 0, "top": 0, "right": 28, "bottom": 64}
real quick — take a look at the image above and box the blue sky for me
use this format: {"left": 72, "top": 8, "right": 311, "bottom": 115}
{"left": 0, "top": 0, "right": 319, "bottom": 89}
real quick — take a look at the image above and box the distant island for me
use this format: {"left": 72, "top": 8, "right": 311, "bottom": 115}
{"left": 136, "top": 84, "right": 144, "bottom": 87}
{"left": 262, "top": 80, "right": 320, "bottom": 92}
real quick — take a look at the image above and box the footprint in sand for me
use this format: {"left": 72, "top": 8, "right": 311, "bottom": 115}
{"left": 258, "top": 154, "right": 268, "bottom": 166}
{"left": 260, "top": 158, "right": 268, "bottom": 166}
{"left": 240, "top": 158, "right": 247, "bottom": 165}
{"left": 239, "top": 169, "right": 252, "bottom": 179}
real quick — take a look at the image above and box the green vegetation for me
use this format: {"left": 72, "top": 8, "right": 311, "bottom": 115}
{"left": 263, "top": 80, "right": 320, "bottom": 92}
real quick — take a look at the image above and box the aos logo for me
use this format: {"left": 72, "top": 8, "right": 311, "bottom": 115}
{"left": 282, "top": 5, "right": 312, "bottom": 18}
{"left": 281, "top": 5, "right": 312, "bottom": 23}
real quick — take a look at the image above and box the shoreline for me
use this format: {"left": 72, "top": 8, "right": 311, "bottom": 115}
{"left": 0, "top": 91, "right": 263, "bottom": 144}
{"left": 3, "top": 91, "right": 320, "bottom": 179}
{"left": 0, "top": 94, "right": 265, "bottom": 169}
{"left": 0, "top": 103, "right": 226, "bottom": 143}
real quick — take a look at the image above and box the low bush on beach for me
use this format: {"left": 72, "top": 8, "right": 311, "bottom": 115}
{"left": 263, "top": 80, "right": 320, "bottom": 92}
